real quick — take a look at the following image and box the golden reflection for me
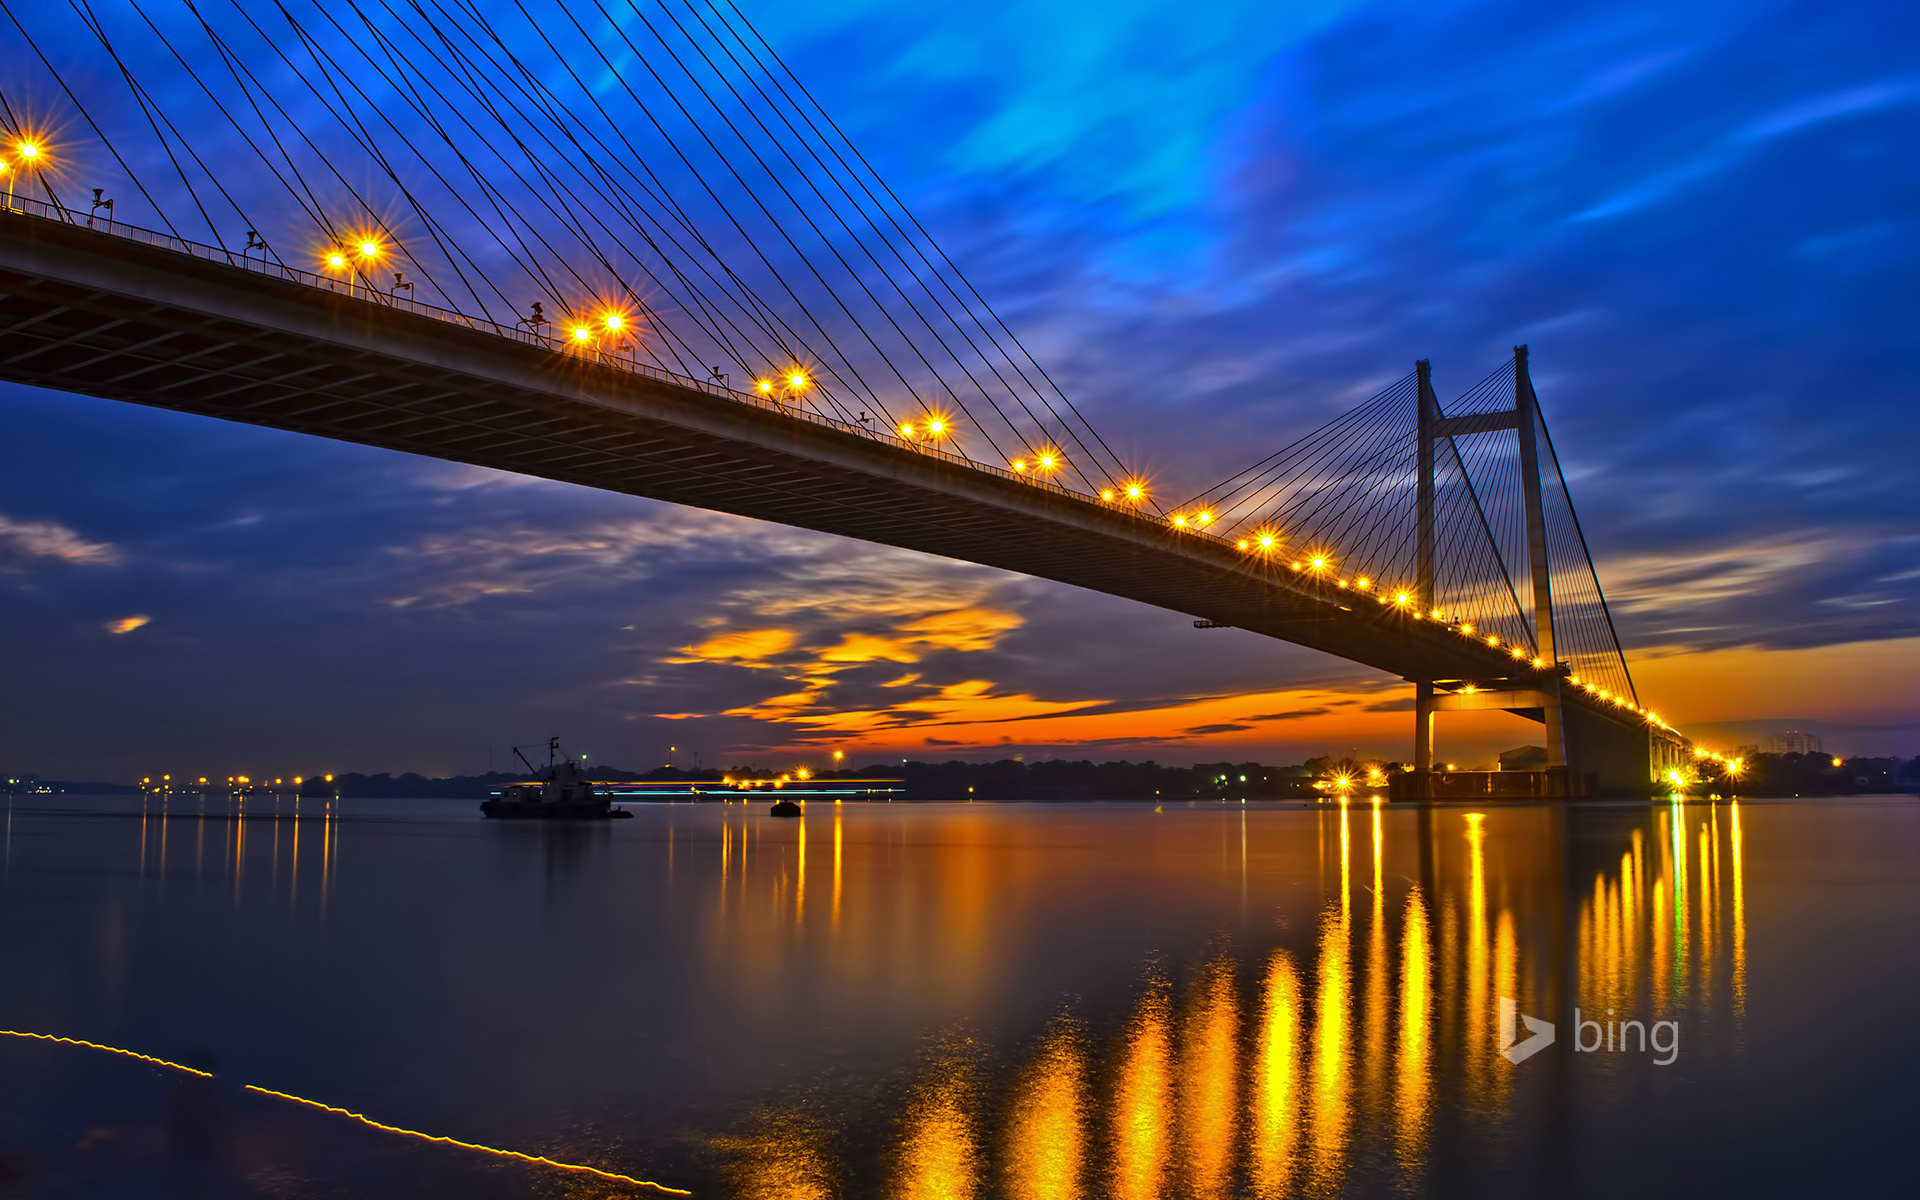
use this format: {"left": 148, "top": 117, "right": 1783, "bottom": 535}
{"left": 1307, "top": 906, "right": 1351, "bottom": 1190}
{"left": 1112, "top": 978, "right": 1172, "bottom": 1200}
{"left": 891, "top": 1045, "right": 981, "bottom": 1200}
{"left": 320, "top": 806, "right": 333, "bottom": 913}
{"left": 1338, "top": 805, "right": 1351, "bottom": 921}
{"left": 1003, "top": 1025, "right": 1086, "bottom": 1200}
{"left": 1181, "top": 958, "right": 1239, "bottom": 1198}
{"left": 289, "top": 802, "right": 301, "bottom": 908}
{"left": 719, "top": 1111, "right": 839, "bottom": 1199}
{"left": 1697, "top": 824, "right": 1713, "bottom": 1005}
{"left": 1363, "top": 804, "right": 1387, "bottom": 1122}
{"left": 1489, "top": 910, "right": 1515, "bottom": 1109}
{"left": 231, "top": 802, "right": 243, "bottom": 905}
{"left": 1394, "top": 887, "right": 1432, "bottom": 1178}
{"left": 695, "top": 799, "right": 1760, "bottom": 1197}
{"left": 1249, "top": 950, "right": 1301, "bottom": 1199}
{"left": 1463, "top": 814, "right": 1489, "bottom": 1099}
{"left": 1670, "top": 801, "right": 1689, "bottom": 1004}
{"left": 1731, "top": 802, "right": 1746, "bottom": 1021}
{"left": 797, "top": 814, "right": 807, "bottom": 926}
{"left": 833, "top": 807, "right": 843, "bottom": 931}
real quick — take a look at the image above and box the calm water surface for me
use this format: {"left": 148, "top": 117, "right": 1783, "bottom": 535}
{"left": 2, "top": 795, "right": 1916, "bottom": 1198}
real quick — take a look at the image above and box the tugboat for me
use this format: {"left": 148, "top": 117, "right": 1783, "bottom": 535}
{"left": 481, "top": 738, "right": 632, "bottom": 820}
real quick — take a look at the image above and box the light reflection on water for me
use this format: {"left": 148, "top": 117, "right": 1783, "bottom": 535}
{"left": 712, "top": 797, "right": 1758, "bottom": 1197}
{"left": 4, "top": 793, "right": 1914, "bottom": 1197}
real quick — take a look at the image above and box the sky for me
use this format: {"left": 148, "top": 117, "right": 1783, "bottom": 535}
{"left": 1, "top": 0, "right": 1916, "bottom": 780}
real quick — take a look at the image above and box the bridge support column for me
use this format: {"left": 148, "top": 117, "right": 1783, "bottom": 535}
{"left": 1413, "top": 681, "right": 1436, "bottom": 772}
{"left": 1514, "top": 345, "right": 1568, "bottom": 771}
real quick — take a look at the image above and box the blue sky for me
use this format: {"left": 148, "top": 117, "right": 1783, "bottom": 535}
{"left": 1, "top": 0, "right": 1915, "bottom": 777}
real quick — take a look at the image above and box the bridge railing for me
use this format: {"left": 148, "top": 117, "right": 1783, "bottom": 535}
{"left": 1, "top": 195, "right": 1124, "bottom": 509}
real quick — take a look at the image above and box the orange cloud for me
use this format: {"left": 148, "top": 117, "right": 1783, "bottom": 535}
{"left": 670, "top": 628, "right": 796, "bottom": 664}
{"left": 894, "top": 607, "right": 1024, "bottom": 652}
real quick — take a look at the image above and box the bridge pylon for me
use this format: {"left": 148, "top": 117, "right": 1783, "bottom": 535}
{"left": 1407, "top": 348, "right": 1647, "bottom": 797}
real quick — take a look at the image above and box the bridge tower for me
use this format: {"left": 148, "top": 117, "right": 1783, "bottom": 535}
{"left": 1410, "top": 347, "right": 1648, "bottom": 796}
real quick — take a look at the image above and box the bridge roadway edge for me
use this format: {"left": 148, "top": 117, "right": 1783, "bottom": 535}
{"left": 0, "top": 210, "right": 1660, "bottom": 757}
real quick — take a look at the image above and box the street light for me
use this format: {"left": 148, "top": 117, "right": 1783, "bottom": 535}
{"left": 6, "top": 141, "right": 43, "bottom": 205}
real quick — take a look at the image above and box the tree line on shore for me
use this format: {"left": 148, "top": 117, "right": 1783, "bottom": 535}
{"left": 5, "top": 751, "right": 1914, "bottom": 799}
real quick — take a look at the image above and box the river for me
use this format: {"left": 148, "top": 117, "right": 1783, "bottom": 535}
{"left": 2, "top": 794, "right": 1916, "bottom": 1197}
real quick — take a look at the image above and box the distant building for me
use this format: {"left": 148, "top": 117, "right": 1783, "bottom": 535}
{"left": 1499, "top": 745, "right": 1548, "bottom": 771}
{"left": 1760, "top": 730, "right": 1823, "bottom": 755}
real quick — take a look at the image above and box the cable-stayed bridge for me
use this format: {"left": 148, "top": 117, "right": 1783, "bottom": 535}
{"left": 0, "top": 0, "right": 1688, "bottom": 792}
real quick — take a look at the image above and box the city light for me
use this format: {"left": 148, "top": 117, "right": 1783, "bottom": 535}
{"left": 1101, "top": 489, "right": 1115, "bottom": 501}
{"left": 1311, "top": 556, "right": 1327, "bottom": 570}
{"left": 1196, "top": 511, "right": 1212, "bottom": 525}
{"left": 1257, "top": 533, "right": 1275, "bottom": 550}
{"left": 757, "top": 378, "right": 774, "bottom": 394}
{"left": 1124, "top": 481, "right": 1145, "bottom": 502}
{"left": 603, "top": 312, "right": 624, "bottom": 331}
{"left": 788, "top": 371, "right": 809, "bottom": 389}
{"left": 358, "top": 240, "right": 381, "bottom": 259}
{"left": 326, "top": 252, "right": 347, "bottom": 269}
{"left": 571, "top": 325, "right": 592, "bottom": 342}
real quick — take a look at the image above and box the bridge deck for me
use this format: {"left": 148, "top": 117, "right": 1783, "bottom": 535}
{"left": 0, "top": 208, "right": 1642, "bottom": 729}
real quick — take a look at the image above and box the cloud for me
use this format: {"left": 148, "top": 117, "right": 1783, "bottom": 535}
{"left": 675, "top": 628, "right": 799, "bottom": 664}
{"left": 1242, "top": 707, "right": 1333, "bottom": 721}
{"left": 104, "top": 615, "right": 150, "bottom": 635}
{"left": 0, "top": 514, "right": 119, "bottom": 567}
{"left": 765, "top": 0, "right": 1367, "bottom": 212}
{"left": 1601, "top": 535, "right": 1838, "bottom": 613}
{"left": 1185, "top": 722, "right": 1253, "bottom": 735}
{"left": 1364, "top": 697, "right": 1416, "bottom": 713}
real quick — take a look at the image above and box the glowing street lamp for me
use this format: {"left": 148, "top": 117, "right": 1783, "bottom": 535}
{"left": 6, "top": 141, "right": 44, "bottom": 204}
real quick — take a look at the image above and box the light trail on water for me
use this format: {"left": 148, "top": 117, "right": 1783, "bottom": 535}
{"left": 0, "top": 1028, "right": 688, "bottom": 1194}
{"left": 0, "top": 1029, "right": 213, "bottom": 1076}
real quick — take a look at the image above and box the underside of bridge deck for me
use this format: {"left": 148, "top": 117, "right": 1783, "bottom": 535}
{"left": 0, "top": 209, "right": 1651, "bottom": 750}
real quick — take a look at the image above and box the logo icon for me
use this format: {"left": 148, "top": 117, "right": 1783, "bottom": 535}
{"left": 1498, "top": 996, "right": 1555, "bottom": 1064}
